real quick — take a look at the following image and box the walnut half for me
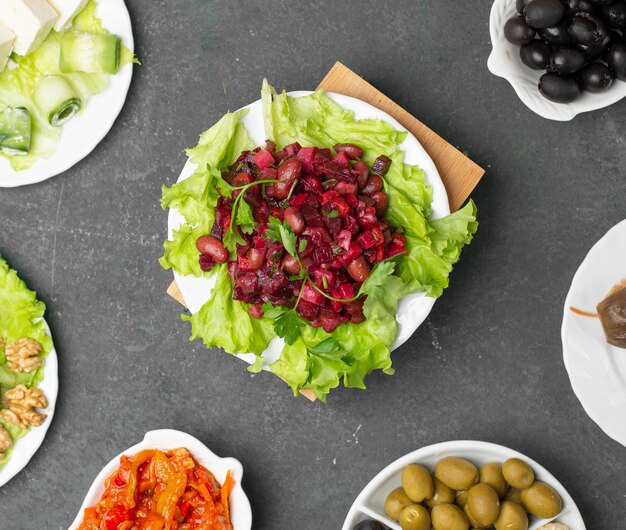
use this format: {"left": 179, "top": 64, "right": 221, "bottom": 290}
{"left": 0, "top": 385, "right": 48, "bottom": 430}
{"left": 6, "top": 338, "right": 43, "bottom": 373}
{"left": 0, "top": 425, "right": 12, "bottom": 460}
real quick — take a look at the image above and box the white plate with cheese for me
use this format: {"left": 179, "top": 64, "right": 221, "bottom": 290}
{"left": 0, "top": 0, "right": 134, "bottom": 187}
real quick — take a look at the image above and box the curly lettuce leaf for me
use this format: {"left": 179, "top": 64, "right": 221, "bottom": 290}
{"left": 159, "top": 110, "right": 253, "bottom": 276}
{"left": 182, "top": 264, "right": 274, "bottom": 356}
{"left": 0, "top": 256, "right": 51, "bottom": 467}
{"left": 0, "top": 0, "right": 136, "bottom": 171}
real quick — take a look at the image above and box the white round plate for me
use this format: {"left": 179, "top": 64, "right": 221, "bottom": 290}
{"left": 68, "top": 429, "right": 252, "bottom": 530}
{"left": 0, "top": 319, "right": 58, "bottom": 487}
{"left": 488, "top": 0, "right": 626, "bottom": 121}
{"left": 562, "top": 219, "right": 626, "bottom": 447}
{"left": 0, "top": 0, "right": 134, "bottom": 187}
{"left": 168, "top": 91, "right": 450, "bottom": 370}
{"left": 343, "top": 440, "right": 585, "bottom": 530}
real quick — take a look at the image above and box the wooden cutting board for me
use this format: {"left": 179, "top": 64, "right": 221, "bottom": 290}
{"left": 166, "top": 62, "right": 485, "bottom": 402}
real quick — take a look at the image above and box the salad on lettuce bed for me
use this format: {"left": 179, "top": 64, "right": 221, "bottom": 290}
{"left": 0, "top": 256, "right": 52, "bottom": 469}
{"left": 160, "top": 81, "right": 477, "bottom": 401}
{"left": 0, "top": 0, "right": 135, "bottom": 171}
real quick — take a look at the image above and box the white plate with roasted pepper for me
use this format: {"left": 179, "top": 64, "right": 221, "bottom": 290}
{"left": 562, "top": 219, "right": 626, "bottom": 448}
{"left": 0, "top": 256, "right": 58, "bottom": 487}
{"left": 343, "top": 440, "right": 585, "bottom": 530}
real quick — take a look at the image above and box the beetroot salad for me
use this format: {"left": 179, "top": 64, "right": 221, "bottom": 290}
{"left": 160, "top": 81, "right": 478, "bottom": 400}
{"left": 195, "top": 141, "right": 407, "bottom": 334}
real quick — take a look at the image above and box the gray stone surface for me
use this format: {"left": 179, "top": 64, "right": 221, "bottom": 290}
{"left": 1, "top": 0, "right": 626, "bottom": 528}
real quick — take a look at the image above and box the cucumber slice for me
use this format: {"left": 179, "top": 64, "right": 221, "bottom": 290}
{"left": 33, "top": 75, "right": 82, "bottom": 127}
{"left": 0, "top": 107, "right": 32, "bottom": 156}
{"left": 59, "top": 32, "right": 121, "bottom": 75}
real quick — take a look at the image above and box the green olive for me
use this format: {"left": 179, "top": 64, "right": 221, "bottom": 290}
{"left": 502, "top": 458, "right": 534, "bottom": 489}
{"left": 435, "top": 457, "right": 479, "bottom": 491}
{"left": 504, "top": 487, "right": 523, "bottom": 505}
{"left": 464, "top": 504, "right": 490, "bottom": 529}
{"left": 426, "top": 474, "right": 456, "bottom": 509}
{"left": 480, "top": 462, "right": 508, "bottom": 498}
{"left": 466, "top": 483, "right": 500, "bottom": 526}
{"left": 431, "top": 503, "right": 470, "bottom": 530}
{"left": 402, "top": 464, "right": 435, "bottom": 503}
{"left": 494, "top": 501, "right": 528, "bottom": 530}
{"left": 520, "top": 481, "right": 562, "bottom": 519}
{"left": 385, "top": 487, "right": 413, "bottom": 521}
{"left": 455, "top": 490, "right": 469, "bottom": 509}
{"left": 399, "top": 503, "right": 431, "bottom": 530}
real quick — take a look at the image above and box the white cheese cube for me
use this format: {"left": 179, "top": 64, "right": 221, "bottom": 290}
{"left": 0, "top": 0, "right": 58, "bottom": 56}
{"left": 0, "top": 22, "right": 15, "bottom": 72}
{"left": 46, "top": 0, "right": 88, "bottom": 32}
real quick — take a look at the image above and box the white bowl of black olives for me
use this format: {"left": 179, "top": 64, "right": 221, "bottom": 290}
{"left": 488, "top": 0, "right": 626, "bottom": 120}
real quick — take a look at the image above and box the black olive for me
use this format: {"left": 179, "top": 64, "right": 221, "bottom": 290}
{"left": 606, "top": 41, "right": 626, "bottom": 80}
{"left": 563, "top": 0, "right": 598, "bottom": 17}
{"left": 541, "top": 23, "right": 574, "bottom": 45}
{"left": 601, "top": 1, "right": 626, "bottom": 28}
{"left": 539, "top": 72, "right": 581, "bottom": 102}
{"left": 353, "top": 521, "right": 385, "bottom": 530}
{"left": 520, "top": 40, "right": 553, "bottom": 68}
{"left": 579, "top": 62, "right": 615, "bottom": 91}
{"left": 517, "top": 0, "right": 533, "bottom": 14}
{"left": 548, "top": 46, "right": 587, "bottom": 73}
{"left": 505, "top": 16, "right": 537, "bottom": 44}
{"left": 524, "top": 0, "right": 565, "bottom": 28}
{"left": 568, "top": 12, "right": 608, "bottom": 45}
{"left": 578, "top": 30, "right": 617, "bottom": 60}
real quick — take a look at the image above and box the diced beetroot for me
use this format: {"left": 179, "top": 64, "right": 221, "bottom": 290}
{"left": 290, "top": 193, "right": 309, "bottom": 208}
{"left": 336, "top": 230, "right": 352, "bottom": 251}
{"left": 297, "top": 146, "right": 317, "bottom": 171}
{"left": 283, "top": 142, "right": 302, "bottom": 156}
{"left": 371, "top": 227, "right": 384, "bottom": 246}
{"left": 274, "top": 150, "right": 287, "bottom": 164}
{"left": 357, "top": 231, "right": 378, "bottom": 250}
{"left": 235, "top": 272, "right": 258, "bottom": 295}
{"left": 315, "top": 148, "right": 332, "bottom": 159}
{"left": 343, "top": 215, "right": 359, "bottom": 234}
{"left": 302, "top": 226, "right": 331, "bottom": 245}
{"left": 335, "top": 181, "right": 358, "bottom": 195}
{"left": 301, "top": 204, "right": 323, "bottom": 227}
{"left": 337, "top": 242, "right": 363, "bottom": 265}
{"left": 321, "top": 159, "right": 354, "bottom": 182}
{"left": 332, "top": 150, "right": 350, "bottom": 167}
{"left": 238, "top": 256, "right": 254, "bottom": 271}
{"left": 232, "top": 172, "right": 254, "bottom": 188}
{"left": 323, "top": 215, "right": 342, "bottom": 237}
{"left": 356, "top": 207, "right": 379, "bottom": 229}
{"left": 260, "top": 167, "right": 278, "bottom": 181}
{"left": 253, "top": 149, "right": 275, "bottom": 170}
{"left": 310, "top": 267, "right": 335, "bottom": 288}
{"left": 199, "top": 253, "right": 214, "bottom": 272}
{"left": 227, "top": 261, "right": 239, "bottom": 280}
{"left": 265, "top": 271, "right": 289, "bottom": 294}
{"left": 249, "top": 303, "right": 264, "bottom": 319}
{"left": 312, "top": 245, "right": 334, "bottom": 265}
{"left": 265, "top": 140, "right": 276, "bottom": 154}
{"left": 296, "top": 299, "right": 320, "bottom": 321}
{"left": 303, "top": 175, "right": 323, "bottom": 194}
{"left": 318, "top": 311, "right": 340, "bottom": 333}
{"left": 322, "top": 191, "right": 350, "bottom": 217}
{"left": 387, "top": 244, "right": 405, "bottom": 258}
{"left": 335, "top": 283, "right": 355, "bottom": 300}
{"left": 300, "top": 283, "right": 324, "bottom": 305}
{"left": 344, "top": 193, "right": 359, "bottom": 208}
{"left": 392, "top": 233, "right": 406, "bottom": 248}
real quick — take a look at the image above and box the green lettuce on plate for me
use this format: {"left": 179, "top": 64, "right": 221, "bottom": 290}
{"left": 0, "top": 256, "right": 52, "bottom": 468}
{"left": 160, "top": 81, "right": 477, "bottom": 401}
{"left": 0, "top": 0, "right": 136, "bottom": 171}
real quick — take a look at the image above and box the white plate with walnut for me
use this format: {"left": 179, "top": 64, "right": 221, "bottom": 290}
{"left": 0, "top": 256, "right": 58, "bottom": 487}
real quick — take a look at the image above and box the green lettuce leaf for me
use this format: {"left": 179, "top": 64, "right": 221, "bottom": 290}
{"left": 0, "top": 256, "right": 51, "bottom": 468}
{"left": 0, "top": 0, "right": 137, "bottom": 171}
{"left": 182, "top": 264, "right": 274, "bottom": 356}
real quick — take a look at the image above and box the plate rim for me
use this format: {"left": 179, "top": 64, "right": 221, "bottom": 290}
{"left": 0, "top": 0, "right": 135, "bottom": 188}
{"left": 168, "top": 89, "right": 450, "bottom": 370}
{"left": 67, "top": 428, "right": 252, "bottom": 530}
{"left": 561, "top": 219, "right": 626, "bottom": 447}
{"left": 342, "top": 439, "right": 586, "bottom": 530}
{"left": 0, "top": 319, "right": 59, "bottom": 488}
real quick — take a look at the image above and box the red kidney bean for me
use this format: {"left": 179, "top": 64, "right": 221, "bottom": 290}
{"left": 278, "top": 158, "right": 302, "bottom": 184}
{"left": 347, "top": 256, "right": 371, "bottom": 282}
{"left": 371, "top": 191, "right": 389, "bottom": 217}
{"left": 196, "top": 235, "right": 229, "bottom": 263}
{"left": 302, "top": 226, "right": 331, "bottom": 244}
{"left": 283, "top": 206, "right": 305, "bottom": 234}
{"left": 361, "top": 175, "right": 383, "bottom": 196}
{"left": 281, "top": 255, "right": 300, "bottom": 275}
{"left": 353, "top": 160, "right": 369, "bottom": 190}
{"left": 333, "top": 143, "right": 363, "bottom": 159}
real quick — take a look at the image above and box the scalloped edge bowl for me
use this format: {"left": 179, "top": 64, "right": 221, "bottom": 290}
{"left": 68, "top": 429, "right": 252, "bottom": 530}
{"left": 488, "top": 0, "right": 626, "bottom": 121}
{"left": 342, "top": 440, "right": 586, "bottom": 530}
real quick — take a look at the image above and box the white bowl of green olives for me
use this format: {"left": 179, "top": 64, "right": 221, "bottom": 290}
{"left": 488, "top": 0, "right": 626, "bottom": 120}
{"left": 342, "top": 440, "right": 585, "bottom": 530}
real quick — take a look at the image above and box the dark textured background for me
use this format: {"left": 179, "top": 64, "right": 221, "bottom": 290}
{"left": 1, "top": 0, "right": 625, "bottom": 528}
